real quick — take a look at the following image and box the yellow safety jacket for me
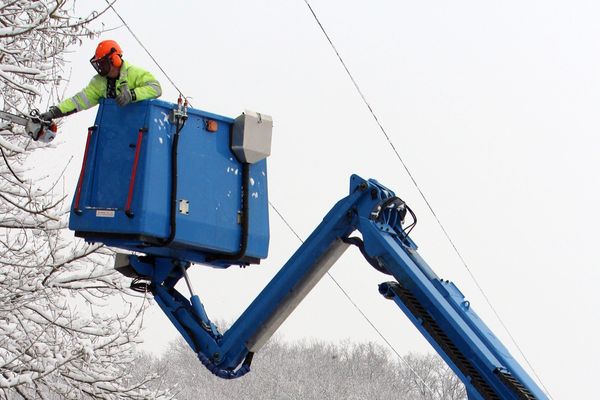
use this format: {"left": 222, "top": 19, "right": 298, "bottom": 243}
{"left": 57, "top": 61, "right": 162, "bottom": 113}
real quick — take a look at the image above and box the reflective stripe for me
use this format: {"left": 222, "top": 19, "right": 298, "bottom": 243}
{"left": 56, "top": 61, "right": 161, "bottom": 113}
{"left": 57, "top": 98, "right": 77, "bottom": 114}
{"left": 146, "top": 81, "right": 162, "bottom": 96}
{"left": 71, "top": 91, "right": 92, "bottom": 111}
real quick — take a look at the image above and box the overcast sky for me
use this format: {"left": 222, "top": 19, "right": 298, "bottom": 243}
{"left": 39, "top": 1, "right": 600, "bottom": 398}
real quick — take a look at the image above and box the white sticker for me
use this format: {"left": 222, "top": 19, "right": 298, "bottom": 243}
{"left": 96, "top": 209, "right": 115, "bottom": 218}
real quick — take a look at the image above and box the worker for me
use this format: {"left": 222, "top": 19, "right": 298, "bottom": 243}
{"left": 40, "top": 39, "right": 162, "bottom": 121}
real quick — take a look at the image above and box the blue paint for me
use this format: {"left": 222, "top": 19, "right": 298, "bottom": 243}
{"left": 69, "top": 99, "right": 269, "bottom": 266}
{"left": 68, "top": 99, "right": 547, "bottom": 398}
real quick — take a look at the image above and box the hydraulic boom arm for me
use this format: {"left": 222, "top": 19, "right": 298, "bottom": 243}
{"left": 124, "top": 175, "right": 546, "bottom": 399}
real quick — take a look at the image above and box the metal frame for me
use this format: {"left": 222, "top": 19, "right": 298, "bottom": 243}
{"left": 122, "top": 175, "right": 547, "bottom": 398}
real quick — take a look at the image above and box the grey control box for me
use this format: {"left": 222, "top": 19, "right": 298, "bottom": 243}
{"left": 231, "top": 110, "right": 273, "bottom": 164}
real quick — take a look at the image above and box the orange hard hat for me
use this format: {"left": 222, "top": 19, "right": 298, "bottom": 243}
{"left": 94, "top": 40, "right": 123, "bottom": 68}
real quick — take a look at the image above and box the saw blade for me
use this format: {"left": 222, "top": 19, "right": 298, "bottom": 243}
{"left": 0, "top": 110, "right": 29, "bottom": 127}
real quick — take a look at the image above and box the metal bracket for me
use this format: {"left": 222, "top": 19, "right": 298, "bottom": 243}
{"left": 179, "top": 199, "right": 190, "bottom": 215}
{"left": 171, "top": 96, "right": 189, "bottom": 124}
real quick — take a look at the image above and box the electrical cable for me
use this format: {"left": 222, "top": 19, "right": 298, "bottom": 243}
{"left": 105, "top": 0, "right": 474, "bottom": 395}
{"left": 103, "top": 0, "right": 190, "bottom": 103}
{"left": 269, "top": 201, "right": 437, "bottom": 397}
{"left": 301, "top": 1, "right": 552, "bottom": 397}
{"left": 159, "top": 116, "right": 185, "bottom": 246}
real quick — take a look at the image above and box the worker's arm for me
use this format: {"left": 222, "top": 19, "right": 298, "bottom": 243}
{"left": 128, "top": 65, "right": 162, "bottom": 101}
{"left": 56, "top": 76, "right": 105, "bottom": 115}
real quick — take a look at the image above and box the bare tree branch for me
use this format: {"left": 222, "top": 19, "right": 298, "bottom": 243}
{"left": 0, "top": 2, "right": 172, "bottom": 398}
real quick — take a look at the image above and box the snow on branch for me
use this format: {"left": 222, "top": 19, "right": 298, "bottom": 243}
{"left": 0, "top": 0, "right": 104, "bottom": 115}
{"left": 0, "top": 2, "right": 171, "bottom": 398}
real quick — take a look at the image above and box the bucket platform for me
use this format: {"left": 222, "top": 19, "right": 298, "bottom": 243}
{"left": 69, "top": 99, "right": 272, "bottom": 267}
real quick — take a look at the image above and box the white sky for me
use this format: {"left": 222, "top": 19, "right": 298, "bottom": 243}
{"left": 39, "top": 0, "right": 600, "bottom": 398}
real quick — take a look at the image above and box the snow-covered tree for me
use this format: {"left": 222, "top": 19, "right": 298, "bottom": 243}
{"left": 0, "top": 2, "right": 170, "bottom": 398}
{"left": 0, "top": 0, "right": 106, "bottom": 112}
{"left": 140, "top": 337, "right": 466, "bottom": 400}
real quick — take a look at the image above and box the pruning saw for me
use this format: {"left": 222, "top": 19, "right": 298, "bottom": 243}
{"left": 0, "top": 109, "right": 57, "bottom": 143}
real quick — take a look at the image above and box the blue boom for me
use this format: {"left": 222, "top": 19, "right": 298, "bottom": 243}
{"left": 70, "top": 99, "right": 547, "bottom": 400}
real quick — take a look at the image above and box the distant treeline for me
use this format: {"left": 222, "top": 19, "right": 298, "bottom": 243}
{"left": 131, "top": 338, "right": 466, "bottom": 400}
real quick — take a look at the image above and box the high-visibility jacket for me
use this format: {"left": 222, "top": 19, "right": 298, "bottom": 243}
{"left": 57, "top": 61, "right": 162, "bottom": 114}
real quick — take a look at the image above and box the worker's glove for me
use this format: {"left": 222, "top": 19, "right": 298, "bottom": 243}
{"left": 40, "top": 106, "right": 62, "bottom": 121}
{"left": 116, "top": 84, "right": 136, "bottom": 107}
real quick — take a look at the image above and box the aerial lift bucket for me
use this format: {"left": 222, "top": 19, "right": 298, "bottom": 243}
{"left": 69, "top": 98, "right": 272, "bottom": 267}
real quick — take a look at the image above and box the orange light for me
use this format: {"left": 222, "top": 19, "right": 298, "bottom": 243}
{"left": 206, "top": 120, "right": 218, "bottom": 133}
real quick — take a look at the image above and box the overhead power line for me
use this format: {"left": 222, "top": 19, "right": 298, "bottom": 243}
{"left": 103, "top": 0, "right": 189, "bottom": 102}
{"left": 101, "top": 0, "right": 437, "bottom": 393}
{"left": 301, "top": 0, "right": 552, "bottom": 397}
{"left": 269, "top": 201, "right": 437, "bottom": 396}
{"left": 102, "top": 1, "right": 547, "bottom": 396}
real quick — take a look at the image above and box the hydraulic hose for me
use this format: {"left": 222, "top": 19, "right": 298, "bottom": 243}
{"left": 197, "top": 351, "right": 254, "bottom": 379}
{"left": 206, "top": 161, "right": 250, "bottom": 262}
{"left": 160, "top": 118, "right": 185, "bottom": 246}
{"left": 159, "top": 114, "right": 250, "bottom": 262}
